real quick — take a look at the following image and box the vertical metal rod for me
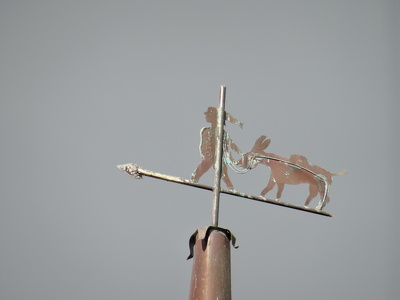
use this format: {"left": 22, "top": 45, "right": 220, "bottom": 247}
{"left": 212, "top": 85, "right": 226, "bottom": 227}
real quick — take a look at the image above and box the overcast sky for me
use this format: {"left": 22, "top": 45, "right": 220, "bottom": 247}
{"left": 1, "top": 1, "right": 399, "bottom": 299}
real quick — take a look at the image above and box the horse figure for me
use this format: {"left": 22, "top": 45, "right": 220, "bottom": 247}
{"left": 237, "top": 135, "right": 347, "bottom": 210}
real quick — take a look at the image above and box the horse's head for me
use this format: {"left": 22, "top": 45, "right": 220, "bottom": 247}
{"left": 236, "top": 135, "right": 271, "bottom": 169}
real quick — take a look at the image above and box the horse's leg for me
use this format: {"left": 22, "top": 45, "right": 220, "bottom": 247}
{"left": 276, "top": 183, "right": 285, "bottom": 201}
{"left": 304, "top": 183, "right": 319, "bottom": 207}
{"left": 316, "top": 194, "right": 330, "bottom": 211}
{"left": 260, "top": 177, "right": 276, "bottom": 198}
{"left": 316, "top": 177, "right": 331, "bottom": 210}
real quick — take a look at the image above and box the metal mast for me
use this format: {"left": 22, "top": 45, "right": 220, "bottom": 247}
{"left": 212, "top": 85, "right": 226, "bottom": 227}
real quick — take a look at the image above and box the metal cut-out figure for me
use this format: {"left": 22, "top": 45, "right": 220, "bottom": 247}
{"left": 238, "top": 135, "right": 347, "bottom": 209}
{"left": 191, "top": 107, "right": 243, "bottom": 191}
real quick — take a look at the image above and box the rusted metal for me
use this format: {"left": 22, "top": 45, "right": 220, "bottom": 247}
{"left": 117, "top": 163, "right": 334, "bottom": 217}
{"left": 212, "top": 85, "right": 226, "bottom": 227}
{"left": 188, "top": 227, "right": 234, "bottom": 300}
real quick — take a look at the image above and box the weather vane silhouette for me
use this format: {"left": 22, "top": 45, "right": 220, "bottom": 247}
{"left": 191, "top": 106, "right": 243, "bottom": 192}
{"left": 117, "top": 85, "right": 347, "bottom": 299}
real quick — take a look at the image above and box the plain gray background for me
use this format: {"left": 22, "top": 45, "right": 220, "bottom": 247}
{"left": 1, "top": 1, "right": 399, "bottom": 299}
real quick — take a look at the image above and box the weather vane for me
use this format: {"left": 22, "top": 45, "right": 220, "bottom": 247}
{"left": 117, "top": 85, "right": 347, "bottom": 299}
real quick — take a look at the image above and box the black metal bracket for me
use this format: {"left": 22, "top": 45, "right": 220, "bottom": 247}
{"left": 187, "top": 226, "right": 239, "bottom": 260}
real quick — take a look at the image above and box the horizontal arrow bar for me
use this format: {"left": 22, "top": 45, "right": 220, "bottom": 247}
{"left": 117, "top": 163, "right": 334, "bottom": 217}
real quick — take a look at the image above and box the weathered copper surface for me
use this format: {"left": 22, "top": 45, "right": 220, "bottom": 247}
{"left": 189, "top": 227, "right": 232, "bottom": 300}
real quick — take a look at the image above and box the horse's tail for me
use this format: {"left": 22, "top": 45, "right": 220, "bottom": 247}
{"left": 332, "top": 169, "right": 348, "bottom": 176}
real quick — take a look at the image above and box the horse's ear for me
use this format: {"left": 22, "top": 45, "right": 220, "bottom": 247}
{"left": 261, "top": 138, "right": 271, "bottom": 150}
{"left": 257, "top": 135, "right": 267, "bottom": 142}
{"left": 252, "top": 135, "right": 270, "bottom": 154}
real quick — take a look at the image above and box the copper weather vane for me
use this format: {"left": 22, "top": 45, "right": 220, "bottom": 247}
{"left": 117, "top": 85, "right": 347, "bottom": 299}
{"left": 118, "top": 86, "right": 347, "bottom": 218}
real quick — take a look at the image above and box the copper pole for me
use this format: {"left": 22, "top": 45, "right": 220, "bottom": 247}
{"left": 188, "top": 227, "right": 232, "bottom": 300}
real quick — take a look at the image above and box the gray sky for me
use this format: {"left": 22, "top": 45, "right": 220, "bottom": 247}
{"left": 1, "top": 1, "right": 399, "bottom": 299}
